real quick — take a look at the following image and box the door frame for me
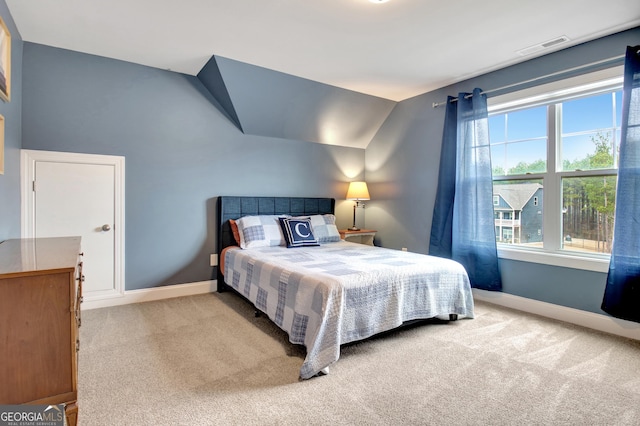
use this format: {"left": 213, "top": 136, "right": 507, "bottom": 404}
{"left": 21, "top": 149, "right": 126, "bottom": 301}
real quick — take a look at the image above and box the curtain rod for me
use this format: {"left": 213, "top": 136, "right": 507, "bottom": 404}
{"left": 431, "top": 54, "right": 626, "bottom": 108}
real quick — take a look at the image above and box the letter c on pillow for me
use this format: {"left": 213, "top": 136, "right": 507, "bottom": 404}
{"left": 295, "top": 222, "right": 311, "bottom": 238}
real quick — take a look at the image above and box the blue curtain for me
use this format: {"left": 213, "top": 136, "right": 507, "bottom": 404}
{"left": 602, "top": 45, "right": 640, "bottom": 323}
{"left": 429, "top": 96, "right": 457, "bottom": 260}
{"left": 429, "top": 88, "right": 502, "bottom": 291}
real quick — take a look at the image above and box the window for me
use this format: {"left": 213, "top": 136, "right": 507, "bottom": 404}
{"left": 488, "top": 69, "right": 623, "bottom": 272}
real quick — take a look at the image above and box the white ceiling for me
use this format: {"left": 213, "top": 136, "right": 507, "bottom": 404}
{"left": 6, "top": 0, "right": 640, "bottom": 101}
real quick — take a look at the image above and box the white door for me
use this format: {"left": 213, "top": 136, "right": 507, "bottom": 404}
{"left": 22, "top": 150, "right": 125, "bottom": 301}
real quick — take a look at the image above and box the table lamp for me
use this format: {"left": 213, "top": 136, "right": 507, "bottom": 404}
{"left": 346, "top": 181, "right": 370, "bottom": 231}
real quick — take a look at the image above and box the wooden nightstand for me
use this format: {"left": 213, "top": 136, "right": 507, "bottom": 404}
{"left": 339, "top": 229, "right": 377, "bottom": 246}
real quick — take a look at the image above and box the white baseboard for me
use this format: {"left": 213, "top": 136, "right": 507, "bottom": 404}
{"left": 81, "top": 280, "right": 217, "bottom": 310}
{"left": 473, "top": 289, "right": 640, "bottom": 341}
{"left": 80, "top": 281, "right": 639, "bottom": 341}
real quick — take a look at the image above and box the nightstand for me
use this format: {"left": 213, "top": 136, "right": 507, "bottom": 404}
{"left": 339, "top": 229, "right": 377, "bottom": 246}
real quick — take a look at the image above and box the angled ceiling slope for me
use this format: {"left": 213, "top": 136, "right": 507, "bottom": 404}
{"left": 197, "top": 56, "right": 396, "bottom": 149}
{"left": 197, "top": 56, "right": 244, "bottom": 132}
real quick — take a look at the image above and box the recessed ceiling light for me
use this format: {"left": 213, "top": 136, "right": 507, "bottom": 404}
{"left": 369, "top": 0, "right": 391, "bottom": 3}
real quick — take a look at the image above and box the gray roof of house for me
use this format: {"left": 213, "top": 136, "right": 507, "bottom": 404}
{"left": 494, "top": 183, "right": 543, "bottom": 210}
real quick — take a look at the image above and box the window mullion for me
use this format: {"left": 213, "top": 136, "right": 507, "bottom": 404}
{"left": 612, "top": 92, "right": 619, "bottom": 169}
{"left": 543, "top": 104, "right": 561, "bottom": 251}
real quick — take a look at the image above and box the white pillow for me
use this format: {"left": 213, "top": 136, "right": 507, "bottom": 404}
{"left": 236, "top": 215, "right": 288, "bottom": 249}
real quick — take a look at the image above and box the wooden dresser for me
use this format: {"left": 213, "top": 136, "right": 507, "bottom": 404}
{"left": 0, "top": 237, "right": 83, "bottom": 426}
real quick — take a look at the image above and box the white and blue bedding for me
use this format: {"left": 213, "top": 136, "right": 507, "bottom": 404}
{"left": 224, "top": 240, "right": 474, "bottom": 379}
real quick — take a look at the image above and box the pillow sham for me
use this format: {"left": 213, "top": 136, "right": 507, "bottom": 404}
{"left": 235, "top": 215, "right": 288, "bottom": 249}
{"left": 299, "top": 214, "right": 341, "bottom": 243}
{"left": 229, "top": 219, "right": 241, "bottom": 245}
{"left": 278, "top": 217, "right": 320, "bottom": 248}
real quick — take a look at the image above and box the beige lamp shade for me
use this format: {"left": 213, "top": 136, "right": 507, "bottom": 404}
{"left": 346, "top": 181, "right": 370, "bottom": 201}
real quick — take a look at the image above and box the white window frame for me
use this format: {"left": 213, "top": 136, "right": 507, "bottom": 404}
{"left": 488, "top": 66, "right": 623, "bottom": 273}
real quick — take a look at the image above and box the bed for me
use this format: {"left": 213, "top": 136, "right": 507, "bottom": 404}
{"left": 217, "top": 196, "right": 474, "bottom": 379}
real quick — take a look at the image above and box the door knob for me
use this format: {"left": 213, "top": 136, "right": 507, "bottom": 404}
{"left": 102, "top": 224, "right": 111, "bottom": 232}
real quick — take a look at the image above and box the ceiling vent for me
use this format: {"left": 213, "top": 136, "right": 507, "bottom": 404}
{"left": 516, "top": 35, "right": 570, "bottom": 57}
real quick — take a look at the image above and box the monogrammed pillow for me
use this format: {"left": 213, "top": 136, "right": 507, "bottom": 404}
{"left": 278, "top": 217, "right": 320, "bottom": 248}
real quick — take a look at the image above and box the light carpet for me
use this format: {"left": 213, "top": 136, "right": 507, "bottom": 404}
{"left": 78, "top": 293, "right": 640, "bottom": 425}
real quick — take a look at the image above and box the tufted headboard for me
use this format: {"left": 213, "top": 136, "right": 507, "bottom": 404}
{"left": 216, "top": 196, "right": 335, "bottom": 291}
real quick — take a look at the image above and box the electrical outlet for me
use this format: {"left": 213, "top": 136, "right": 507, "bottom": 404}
{"left": 210, "top": 254, "right": 218, "bottom": 267}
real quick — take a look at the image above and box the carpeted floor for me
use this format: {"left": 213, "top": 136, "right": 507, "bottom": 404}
{"left": 78, "top": 293, "right": 640, "bottom": 425}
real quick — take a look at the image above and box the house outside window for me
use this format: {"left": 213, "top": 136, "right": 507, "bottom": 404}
{"left": 488, "top": 68, "right": 622, "bottom": 272}
{"left": 493, "top": 183, "right": 543, "bottom": 245}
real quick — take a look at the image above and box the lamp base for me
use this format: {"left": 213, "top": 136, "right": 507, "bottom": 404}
{"left": 350, "top": 201, "right": 361, "bottom": 232}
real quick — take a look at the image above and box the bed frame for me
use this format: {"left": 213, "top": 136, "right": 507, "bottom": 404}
{"left": 216, "top": 196, "right": 335, "bottom": 292}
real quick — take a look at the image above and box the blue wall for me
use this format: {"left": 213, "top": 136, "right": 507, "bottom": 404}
{"left": 7, "top": 0, "right": 639, "bottom": 317}
{"left": 0, "top": 0, "right": 22, "bottom": 241}
{"left": 20, "top": 43, "right": 365, "bottom": 290}
{"left": 366, "top": 27, "right": 640, "bottom": 315}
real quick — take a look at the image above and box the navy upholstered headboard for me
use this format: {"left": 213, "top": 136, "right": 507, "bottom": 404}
{"left": 216, "top": 196, "right": 335, "bottom": 291}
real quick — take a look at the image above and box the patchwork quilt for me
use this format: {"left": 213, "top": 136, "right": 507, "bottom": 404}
{"left": 224, "top": 240, "right": 474, "bottom": 379}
